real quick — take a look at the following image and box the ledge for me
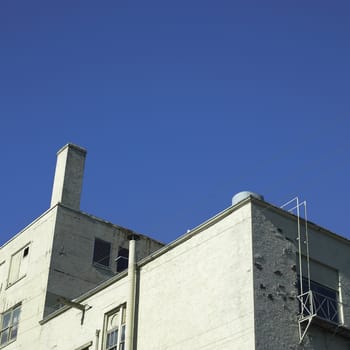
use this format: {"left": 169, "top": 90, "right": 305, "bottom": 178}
{"left": 313, "top": 317, "right": 350, "bottom": 339}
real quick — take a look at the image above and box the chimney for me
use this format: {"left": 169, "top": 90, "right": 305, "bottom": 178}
{"left": 50, "top": 143, "right": 87, "bottom": 210}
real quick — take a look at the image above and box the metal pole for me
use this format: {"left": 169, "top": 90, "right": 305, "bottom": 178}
{"left": 125, "top": 236, "right": 137, "bottom": 350}
{"left": 95, "top": 329, "right": 100, "bottom": 350}
{"left": 296, "top": 197, "right": 304, "bottom": 295}
{"left": 303, "top": 201, "right": 311, "bottom": 291}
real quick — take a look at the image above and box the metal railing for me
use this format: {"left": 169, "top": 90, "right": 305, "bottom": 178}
{"left": 298, "top": 290, "right": 342, "bottom": 325}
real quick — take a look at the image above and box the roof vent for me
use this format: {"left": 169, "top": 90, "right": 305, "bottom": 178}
{"left": 232, "top": 191, "right": 264, "bottom": 206}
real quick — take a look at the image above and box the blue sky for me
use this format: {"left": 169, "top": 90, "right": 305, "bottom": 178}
{"left": 1, "top": 1, "right": 350, "bottom": 246}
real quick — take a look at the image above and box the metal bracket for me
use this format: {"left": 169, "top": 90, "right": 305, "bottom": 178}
{"left": 57, "top": 297, "right": 91, "bottom": 324}
{"left": 297, "top": 291, "right": 315, "bottom": 343}
{"left": 298, "top": 316, "right": 313, "bottom": 343}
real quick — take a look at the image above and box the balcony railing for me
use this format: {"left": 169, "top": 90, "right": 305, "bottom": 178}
{"left": 298, "top": 290, "right": 342, "bottom": 325}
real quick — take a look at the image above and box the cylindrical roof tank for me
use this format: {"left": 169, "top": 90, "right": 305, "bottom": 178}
{"left": 232, "top": 191, "right": 264, "bottom": 206}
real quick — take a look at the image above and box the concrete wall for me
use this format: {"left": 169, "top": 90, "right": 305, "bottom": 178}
{"left": 251, "top": 200, "right": 350, "bottom": 350}
{"left": 37, "top": 202, "right": 256, "bottom": 350}
{"left": 3, "top": 195, "right": 350, "bottom": 350}
{"left": 252, "top": 202, "right": 301, "bottom": 350}
{"left": 136, "top": 202, "right": 255, "bottom": 350}
{"left": 0, "top": 204, "right": 164, "bottom": 348}
{"left": 1, "top": 143, "right": 165, "bottom": 348}
{"left": 0, "top": 207, "right": 57, "bottom": 350}
{"left": 50, "top": 143, "right": 86, "bottom": 211}
{"left": 45, "top": 204, "right": 164, "bottom": 315}
{"left": 39, "top": 274, "right": 130, "bottom": 350}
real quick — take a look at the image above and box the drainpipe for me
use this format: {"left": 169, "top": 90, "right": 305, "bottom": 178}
{"left": 95, "top": 329, "right": 100, "bottom": 350}
{"left": 125, "top": 234, "right": 139, "bottom": 350}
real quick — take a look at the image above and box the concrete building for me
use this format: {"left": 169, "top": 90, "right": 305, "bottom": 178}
{"left": 0, "top": 144, "right": 163, "bottom": 349}
{"left": 1, "top": 144, "right": 350, "bottom": 350}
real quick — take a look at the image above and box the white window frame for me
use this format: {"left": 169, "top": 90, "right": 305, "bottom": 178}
{"left": 7, "top": 244, "right": 30, "bottom": 287}
{"left": 0, "top": 261, "right": 5, "bottom": 292}
{"left": 0, "top": 304, "right": 21, "bottom": 347}
{"left": 103, "top": 304, "right": 126, "bottom": 350}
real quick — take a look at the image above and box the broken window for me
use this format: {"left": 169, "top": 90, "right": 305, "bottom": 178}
{"left": 0, "top": 304, "right": 21, "bottom": 346}
{"left": 93, "top": 238, "right": 111, "bottom": 268}
{"left": 8, "top": 245, "right": 30, "bottom": 286}
{"left": 104, "top": 305, "right": 126, "bottom": 350}
{"left": 116, "top": 248, "right": 129, "bottom": 273}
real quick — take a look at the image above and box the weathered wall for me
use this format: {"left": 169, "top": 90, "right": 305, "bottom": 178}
{"left": 252, "top": 200, "right": 350, "bottom": 350}
{"left": 0, "top": 142, "right": 165, "bottom": 349}
{"left": 50, "top": 143, "right": 86, "bottom": 210}
{"left": 252, "top": 202, "right": 301, "bottom": 350}
{"left": 45, "top": 204, "right": 164, "bottom": 315}
{"left": 0, "top": 207, "right": 57, "bottom": 350}
{"left": 39, "top": 275, "right": 130, "bottom": 350}
{"left": 38, "top": 203, "right": 255, "bottom": 350}
{"left": 4, "top": 196, "right": 350, "bottom": 350}
{"left": 0, "top": 203, "right": 164, "bottom": 348}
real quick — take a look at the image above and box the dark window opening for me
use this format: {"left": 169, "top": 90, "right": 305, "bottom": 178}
{"left": 116, "top": 248, "right": 129, "bottom": 273}
{"left": 23, "top": 247, "right": 29, "bottom": 258}
{"left": 298, "top": 277, "right": 339, "bottom": 324}
{"left": 93, "top": 239, "right": 111, "bottom": 267}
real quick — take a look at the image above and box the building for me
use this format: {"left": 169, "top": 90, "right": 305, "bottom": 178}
{"left": 0, "top": 144, "right": 163, "bottom": 348}
{"left": 1, "top": 144, "right": 350, "bottom": 350}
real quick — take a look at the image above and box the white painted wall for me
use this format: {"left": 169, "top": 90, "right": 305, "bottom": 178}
{"left": 3, "top": 196, "right": 350, "bottom": 350}
{"left": 37, "top": 203, "right": 255, "bottom": 350}
{"left": 0, "top": 204, "right": 163, "bottom": 349}
{"left": 136, "top": 203, "right": 255, "bottom": 350}
{"left": 0, "top": 207, "right": 57, "bottom": 350}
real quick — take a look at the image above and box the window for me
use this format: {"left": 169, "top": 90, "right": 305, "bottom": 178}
{"left": 297, "top": 257, "right": 340, "bottom": 324}
{"left": 23, "top": 247, "right": 29, "bottom": 257}
{"left": 299, "top": 277, "right": 340, "bottom": 324}
{"left": 104, "top": 305, "right": 126, "bottom": 350}
{"left": 0, "top": 261, "right": 5, "bottom": 291}
{"left": 8, "top": 245, "right": 30, "bottom": 286}
{"left": 116, "top": 248, "right": 128, "bottom": 273}
{"left": 0, "top": 304, "right": 21, "bottom": 346}
{"left": 93, "top": 239, "right": 111, "bottom": 268}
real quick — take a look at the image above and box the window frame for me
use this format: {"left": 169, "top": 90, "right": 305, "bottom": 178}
{"left": 7, "top": 244, "right": 30, "bottom": 287}
{"left": 298, "top": 276, "right": 341, "bottom": 325}
{"left": 0, "top": 304, "right": 21, "bottom": 347}
{"left": 0, "top": 261, "right": 5, "bottom": 292}
{"left": 116, "top": 247, "right": 129, "bottom": 273}
{"left": 93, "top": 238, "right": 112, "bottom": 269}
{"left": 103, "top": 304, "right": 126, "bottom": 350}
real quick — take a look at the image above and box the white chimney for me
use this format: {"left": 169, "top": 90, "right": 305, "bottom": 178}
{"left": 50, "top": 143, "right": 87, "bottom": 210}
